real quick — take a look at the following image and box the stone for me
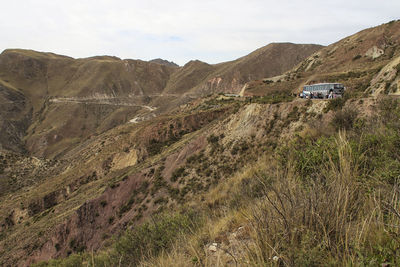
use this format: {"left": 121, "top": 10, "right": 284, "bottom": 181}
{"left": 365, "top": 46, "right": 384, "bottom": 59}
{"left": 208, "top": 243, "right": 217, "bottom": 252}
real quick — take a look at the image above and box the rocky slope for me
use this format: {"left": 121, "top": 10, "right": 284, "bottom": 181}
{"left": 243, "top": 20, "right": 400, "bottom": 97}
{"left": 1, "top": 21, "right": 400, "bottom": 266}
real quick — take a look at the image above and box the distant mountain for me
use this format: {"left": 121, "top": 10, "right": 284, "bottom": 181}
{"left": 0, "top": 49, "right": 177, "bottom": 157}
{"left": 149, "top": 58, "right": 179, "bottom": 67}
{"left": 164, "top": 43, "right": 323, "bottom": 95}
{"left": 0, "top": 43, "right": 317, "bottom": 158}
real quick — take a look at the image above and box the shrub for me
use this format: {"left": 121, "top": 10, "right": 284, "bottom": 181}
{"left": 279, "top": 136, "right": 338, "bottom": 180}
{"left": 147, "top": 134, "right": 181, "bottom": 156}
{"left": 384, "top": 82, "right": 391, "bottom": 94}
{"left": 323, "top": 97, "right": 347, "bottom": 112}
{"left": 154, "top": 196, "right": 168, "bottom": 205}
{"left": 207, "top": 134, "right": 219, "bottom": 144}
{"left": 152, "top": 168, "right": 167, "bottom": 193}
{"left": 147, "top": 139, "right": 164, "bottom": 156}
{"left": 395, "top": 63, "right": 400, "bottom": 73}
{"left": 171, "top": 167, "right": 186, "bottom": 182}
{"left": 100, "top": 200, "right": 107, "bottom": 207}
{"left": 186, "top": 152, "right": 204, "bottom": 165}
{"left": 255, "top": 93, "right": 294, "bottom": 104}
{"left": 114, "top": 211, "right": 201, "bottom": 266}
{"left": 245, "top": 132, "right": 400, "bottom": 266}
{"left": 118, "top": 202, "right": 132, "bottom": 218}
{"left": 378, "top": 97, "right": 400, "bottom": 127}
{"left": 331, "top": 108, "right": 358, "bottom": 130}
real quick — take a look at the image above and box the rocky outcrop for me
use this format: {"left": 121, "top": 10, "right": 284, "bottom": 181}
{"left": 365, "top": 46, "right": 385, "bottom": 59}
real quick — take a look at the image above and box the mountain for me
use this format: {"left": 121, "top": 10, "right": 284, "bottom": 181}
{"left": 0, "top": 49, "right": 178, "bottom": 158}
{"left": 243, "top": 20, "right": 400, "bottom": 97}
{"left": 149, "top": 58, "right": 179, "bottom": 67}
{"left": 163, "top": 43, "right": 323, "bottom": 95}
{"left": 2, "top": 21, "right": 400, "bottom": 266}
{"left": 0, "top": 43, "right": 320, "bottom": 158}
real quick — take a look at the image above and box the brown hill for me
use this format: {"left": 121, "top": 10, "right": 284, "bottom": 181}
{"left": 0, "top": 43, "right": 319, "bottom": 158}
{"left": 0, "top": 81, "right": 31, "bottom": 153}
{"left": 0, "top": 94, "right": 328, "bottom": 266}
{"left": 164, "top": 43, "right": 323, "bottom": 94}
{"left": 243, "top": 20, "right": 400, "bottom": 96}
{"left": 0, "top": 49, "right": 177, "bottom": 157}
{"left": 1, "top": 21, "right": 400, "bottom": 266}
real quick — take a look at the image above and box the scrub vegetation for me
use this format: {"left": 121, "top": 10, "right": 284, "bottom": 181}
{"left": 34, "top": 98, "right": 400, "bottom": 266}
{"left": 2, "top": 20, "right": 400, "bottom": 267}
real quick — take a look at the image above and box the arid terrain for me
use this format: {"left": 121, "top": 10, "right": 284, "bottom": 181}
{"left": 1, "top": 20, "right": 400, "bottom": 266}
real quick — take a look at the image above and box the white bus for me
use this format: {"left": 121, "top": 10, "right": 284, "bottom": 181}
{"left": 301, "top": 83, "right": 345, "bottom": 99}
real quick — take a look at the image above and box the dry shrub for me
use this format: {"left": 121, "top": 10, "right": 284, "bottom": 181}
{"left": 244, "top": 132, "right": 400, "bottom": 266}
{"left": 331, "top": 108, "right": 358, "bottom": 130}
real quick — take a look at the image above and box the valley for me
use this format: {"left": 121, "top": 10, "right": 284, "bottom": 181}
{"left": 0, "top": 20, "right": 400, "bottom": 266}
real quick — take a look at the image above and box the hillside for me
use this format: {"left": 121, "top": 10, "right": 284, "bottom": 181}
{"left": 163, "top": 43, "right": 323, "bottom": 95}
{"left": 1, "top": 21, "right": 400, "bottom": 267}
{"left": 0, "top": 43, "right": 319, "bottom": 158}
{"left": 243, "top": 20, "right": 400, "bottom": 97}
{"left": 0, "top": 50, "right": 177, "bottom": 158}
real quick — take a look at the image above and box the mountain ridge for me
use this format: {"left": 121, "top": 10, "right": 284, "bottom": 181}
{"left": 242, "top": 20, "right": 400, "bottom": 97}
{"left": 0, "top": 42, "right": 321, "bottom": 158}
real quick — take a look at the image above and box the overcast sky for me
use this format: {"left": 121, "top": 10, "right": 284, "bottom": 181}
{"left": 1, "top": 0, "right": 399, "bottom": 65}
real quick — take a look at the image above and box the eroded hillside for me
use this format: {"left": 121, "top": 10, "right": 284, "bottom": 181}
{"left": 1, "top": 20, "right": 400, "bottom": 267}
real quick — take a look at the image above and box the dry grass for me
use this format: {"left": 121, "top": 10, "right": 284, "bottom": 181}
{"left": 239, "top": 132, "right": 399, "bottom": 266}
{"left": 28, "top": 96, "right": 400, "bottom": 266}
{"left": 136, "top": 131, "right": 400, "bottom": 267}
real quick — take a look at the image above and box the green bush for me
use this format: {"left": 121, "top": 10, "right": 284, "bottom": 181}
{"left": 114, "top": 211, "right": 201, "bottom": 266}
{"left": 280, "top": 136, "right": 338, "bottom": 180}
{"left": 33, "top": 254, "right": 84, "bottom": 267}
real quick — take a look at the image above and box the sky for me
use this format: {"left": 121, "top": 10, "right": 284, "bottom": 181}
{"left": 0, "top": 0, "right": 399, "bottom": 66}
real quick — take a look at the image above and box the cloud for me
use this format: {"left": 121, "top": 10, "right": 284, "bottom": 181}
{"left": 0, "top": 0, "right": 399, "bottom": 65}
